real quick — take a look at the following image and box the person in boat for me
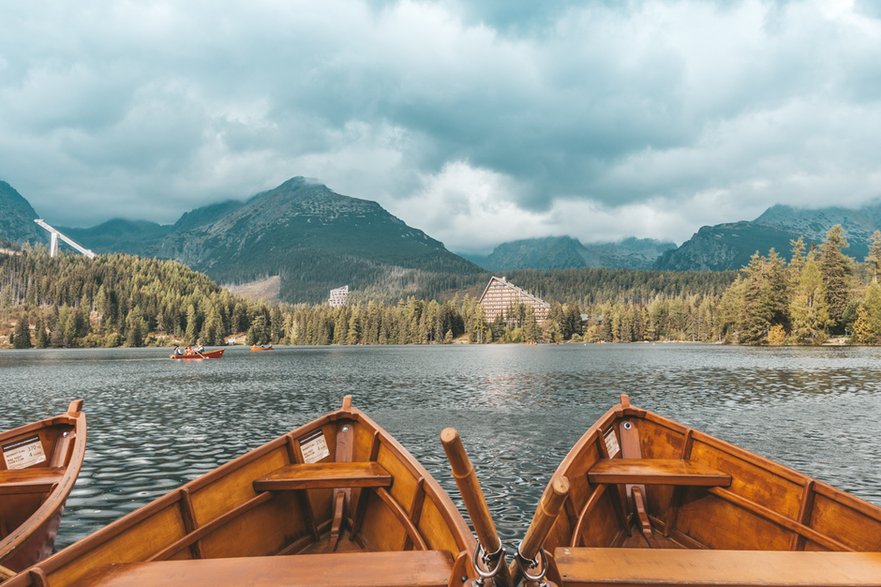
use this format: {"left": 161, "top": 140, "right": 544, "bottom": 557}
{"left": 194, "top": 340, "right": 205, "bottom": 353}
{"left": 184, "top": 346, "right": 193, "bottom": 356}
{"left": 172, "top": 345, "right": 183, "bottom": 356}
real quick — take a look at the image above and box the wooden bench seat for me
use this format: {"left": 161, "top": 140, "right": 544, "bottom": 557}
{"left": 78, "top": 550, "right": 455, "bottom": 587}
{"left": 588, "top": 459, "right": 731, "bottom": 487}
{"left": 554, "top": 547, "right": 881, "bottom": 586}
{"left": 0, "top": 466, "right": 64, "bottom": 495}
{"left": 253, "top": 462, "right": 392, "bottom": 492}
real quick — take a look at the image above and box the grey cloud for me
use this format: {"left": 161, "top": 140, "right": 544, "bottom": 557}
{"left": 1, "top": 0, "right": 881, "bottom": 249}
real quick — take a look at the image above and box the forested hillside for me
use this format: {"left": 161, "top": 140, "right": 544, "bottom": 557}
{"left": 0, "top": 246, "right": 276, "bottom": 348}
{"left": 4, "top": 225, "right": 880, "bottom": 348}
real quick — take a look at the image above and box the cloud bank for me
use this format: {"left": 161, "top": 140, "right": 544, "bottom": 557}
{"left": 1, "top": 0, "right": 880, "bottom": 252}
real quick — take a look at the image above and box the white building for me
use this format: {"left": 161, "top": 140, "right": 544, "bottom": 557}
{"left": 328, "top": 285, "right": 349, "bottom": 307}
{"left": 477, "top": 276, "right": 550, "bottom": 323}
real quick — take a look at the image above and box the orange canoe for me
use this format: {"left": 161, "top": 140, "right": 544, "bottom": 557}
{"left": 169, "top": 349, "right": 225, "bottom": 360}
{"left": 249, "top": 345, "right": 273, "bottom": 351}
{"left": 514, "top": 394, "right": 881, "bottom": 586}
{"left": 0, "top": 401, "right": 86, "bottom": 580}
{"left": 5, "top": 396, "right": 477, "bottom": 587}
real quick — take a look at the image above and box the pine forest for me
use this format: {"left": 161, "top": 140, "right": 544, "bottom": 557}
{"left": 2, "top": 224, "right": 881, "bottom": 348}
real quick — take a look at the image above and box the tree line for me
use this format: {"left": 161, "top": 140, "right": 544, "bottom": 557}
{"left": 3, "top": 226, "right": 881, "bottom": 348}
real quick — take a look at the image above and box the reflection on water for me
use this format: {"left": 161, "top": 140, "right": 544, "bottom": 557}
{"left": 2, "top": 344, "right": 881, "bottom": 548}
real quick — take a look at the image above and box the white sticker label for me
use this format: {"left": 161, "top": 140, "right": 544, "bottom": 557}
{"left": 299, "top": 430, "right": 330, "bottom": 464}
{"left": 3, "top": 436, "right": 46, "bottom": 470}
{"left": 603, "top": 428, "right": 620, "bottom": 457}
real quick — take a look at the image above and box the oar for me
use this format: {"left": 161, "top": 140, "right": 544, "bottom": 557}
{"left": 508, "top": 475, "right": 569, "bottom": 586}
{"left": 441, "top": 428, "right": 512, "bottom": 587}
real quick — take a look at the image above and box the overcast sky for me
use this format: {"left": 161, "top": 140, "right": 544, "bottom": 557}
{"left": 2, "top": 1, "right": 881, "bottom": 253}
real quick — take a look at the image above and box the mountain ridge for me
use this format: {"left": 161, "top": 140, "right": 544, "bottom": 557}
{"left": 464, "top": 236, "right": 676, "bottom": 271}
{"left": 0, "top": 181, "right": 42, "bottom": 245}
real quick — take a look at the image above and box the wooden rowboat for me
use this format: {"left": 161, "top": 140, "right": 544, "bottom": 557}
{"left": 513, "top": 394, "right": 881, "bottom": 586}
{"left": 6, "top": 396, "right": 477, "bottom": 587}
{"left": 249, "top": 345, "right": 273, "bottom": 351}
{"left": 169, "top": 349, "right": 225, "bottom": 360}
{"left": 0, "top": 401, "right": 86, "bottom": 581}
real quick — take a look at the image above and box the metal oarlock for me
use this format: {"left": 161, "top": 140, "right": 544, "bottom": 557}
{"left": 471, "top": 540, "right": 505, "bottom": 586}
{"left": 515, "top": 545, "right": 550, "bottom": 586}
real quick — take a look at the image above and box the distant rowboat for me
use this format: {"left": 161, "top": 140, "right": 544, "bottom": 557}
{"left": 249, "top": 345, "right": 273, "bottom": 351}
{"left": 169, "top": 349, "right": 225, "bottom": 360}
{"left": 0, "top": 401, "right": 86, "bottom": 580}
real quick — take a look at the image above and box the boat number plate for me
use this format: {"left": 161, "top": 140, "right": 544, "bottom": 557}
{"left": 299, "top": 430, "right": 330, "bottom": 464}
{"left": 603, "top": 428, "right": 620, "bottom": 457}
{"left": 2, "top": 435, "right": 46, "bottom": 470}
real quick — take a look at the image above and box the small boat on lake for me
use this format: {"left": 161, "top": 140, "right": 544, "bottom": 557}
{"left": 6, "top": 396, "right": 477, "bottom": 587}
{"left": 249, "top": 345, "right": 273, "bottom": 351}
{"left": 0, "top": 401, "right": 86, "bottom": 581}
{"left": 169, "top": 349, "right": 225, "bottom": 360}
{"left": 513, "top": 394, "right": 881, "bottom": 586}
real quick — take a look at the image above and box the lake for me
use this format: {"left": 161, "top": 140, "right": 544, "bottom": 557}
{"left": 1, "top": 344, "right": 880, "bottom": 549}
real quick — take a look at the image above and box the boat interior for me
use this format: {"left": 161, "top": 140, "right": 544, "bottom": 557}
{"left": 535, "top": 394, "right": 881, "bottom": 586}
{"left": 6, "top": 397, "right": 473, "bottom": 587}
{"left": 0, "top": 401, "right": 85, "bottom": 575}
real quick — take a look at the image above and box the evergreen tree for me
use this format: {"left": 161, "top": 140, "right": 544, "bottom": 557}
{"left": 124, "top": 306, "right": 148, "bottom": 347}
{"left": 32, "top": 311, "right": 48, "bottom": 348}
{"left": 789, "top": 255, "right": 830, "bottom": 345}
{"left": 12, "top": 315, "right": 31, "bottom": 349}
{"left": 866, "top": 230, "right": 881, "bottom": 283}
{"left": 739, "top": 253, "right": 775, "bottom": 345}
{"left": 818, "top": 225, "right": 852, "bottom": 333}
{"left": 853, "top": 281, "right": 881, "bottom": 344}
{"left": 184, "top": 304, "right": 199, "bottom": 343}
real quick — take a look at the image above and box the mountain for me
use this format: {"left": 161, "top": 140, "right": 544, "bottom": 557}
{"left": 0, "top": 181, "right": 42, "bottom": 245}
{"left": 0, "top": 177, "right": 482, "bottom": 302}
{"left": 156, "top": 177, "right": 483, "bottom": 301}
{"left": 656, "top": 202, "right": 881, "bottom": 271}
{"left": 61, "top": 219, "right": 172, "bottom": 255}
{"left": 464, "top": 236, "right": 676, "bottom": 271}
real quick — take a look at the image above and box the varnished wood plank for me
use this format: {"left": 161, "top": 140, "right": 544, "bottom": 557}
{"left": 374, "top": 487, "right": 428, "bottom": 551}
{"left": 177, "top": 488, "right": 203, "bottom": 560}
{"left": 791, "top": 479, "right": 816, "bottom": 551}
{"left": 588, "top": 459, "right": 731, "bottom": 487}
{"left": 253, "top": 462, "right": 392, "bottom": 491}
{"left": 78, "top": 550, "right": 456, "bottom": 587}
{"left": 708, "top": 487, "right": 852, "bottom": 552}
{"left": 0, "top": 468, "right": 65, "bottom": 495}
{"left": 554, "top": 547, "right": 881, "bottom": 586}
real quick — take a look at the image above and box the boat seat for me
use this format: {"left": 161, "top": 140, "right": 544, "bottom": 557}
{"left": 253, "top": 462, "right": 392, "bottom": 491}
{"left": 588, "top": 459, "right": 731, "bottom": 487}
{"left": 554, "top": 547, "right": 881, "bottom": 586}
{"left": 78, "top": 550, "right": 455, "bottom": 587}
{"left": 0, "top": 467, "right": 65, "bottom": 495}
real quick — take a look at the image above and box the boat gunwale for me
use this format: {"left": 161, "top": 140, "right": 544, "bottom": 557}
{"left": 0, "top": 403, "right": 87, "bottom": 563}
{"left": 17, "top": 401, "right": 474, "bottom": 579}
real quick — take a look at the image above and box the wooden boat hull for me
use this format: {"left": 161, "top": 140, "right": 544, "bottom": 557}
{"left": 6, "top": 397, "right": 476, "bottom": 586}
{"left": 169, "top": 349, "right": 225, "bottom": 360}
{"left": 521, "top": 395, "right": 881, "bottom": 586}
{"left": 0, "top": 401, "right": 86, "bottom": 577}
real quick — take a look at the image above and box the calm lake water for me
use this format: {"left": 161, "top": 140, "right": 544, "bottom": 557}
{"left": 1, "top": 344, "right": 881, "bottom": 549}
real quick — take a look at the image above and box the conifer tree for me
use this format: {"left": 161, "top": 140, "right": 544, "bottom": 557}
{"left": 853, "top": 281, "right": 881, "bottom": 344}
{"left": 12, "top": 315, "right": 31, "bottom": 349}
{"left": 789, "top": 255, "right": 830, "bottom": 344}
{"left": 818, "top": 225, "right": 852, "bottom": 333}
{"left": 865, "top": 230, "right": 881, "bottom": 283}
